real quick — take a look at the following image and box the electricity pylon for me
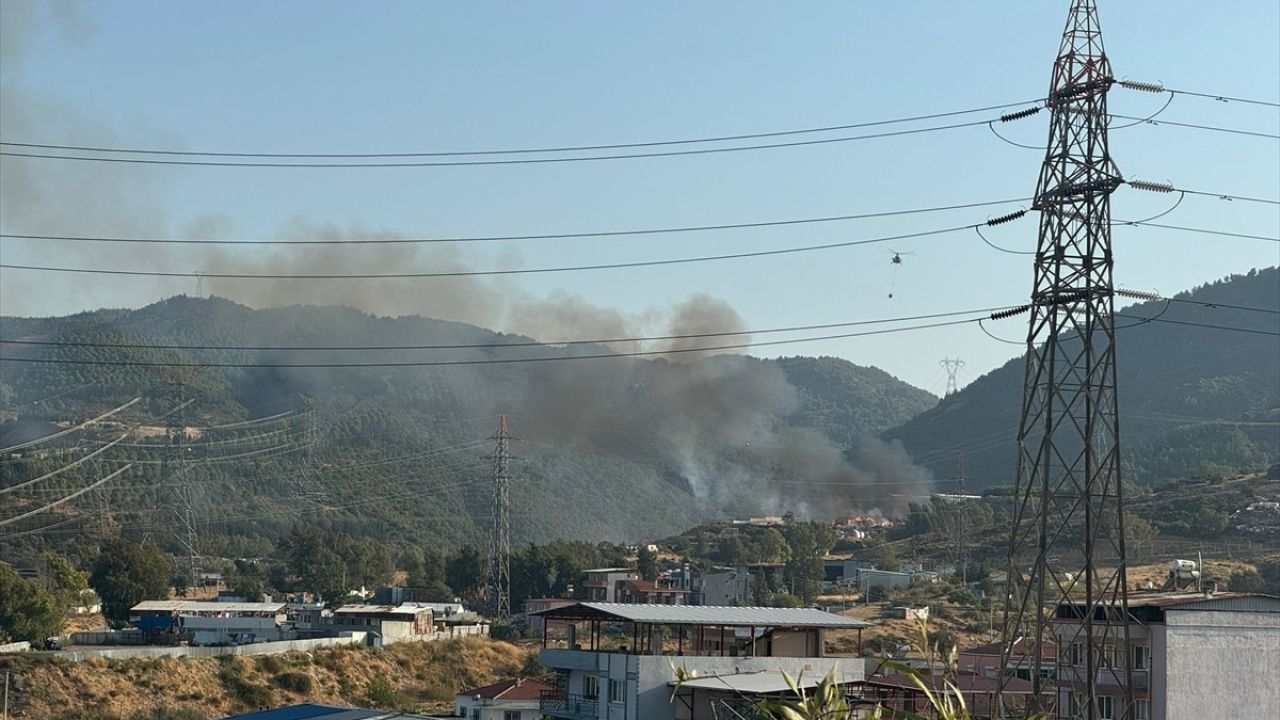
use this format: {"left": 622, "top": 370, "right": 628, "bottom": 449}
{"left": 997, "top": 2, "right": 1133, "bottom": 719}
{"left": 939, "top": 357, "right": 966, "bottom": 396}
{"left": 488, "top": 416, "right": 512, "bottom": 622}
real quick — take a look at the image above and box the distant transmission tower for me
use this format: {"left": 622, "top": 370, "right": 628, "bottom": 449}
{"left": 488, "top": 416, "right": 513, "bottom": 622}
{"left": 194, "top": 270, "right": 208, "bottom": 298}
{"left": 168, "top": 383, "right": 200, "bottom": 593}
{"left": 939, "top": 357, "right": 966, "bottom": 396}
{"left": 955, "top": 450, "right": 967, "bottom": 496}
{"left": 998, "top": 2, "right": 1133, "bottom": 719}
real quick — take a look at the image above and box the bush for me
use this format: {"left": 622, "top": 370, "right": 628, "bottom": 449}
{"left": 366, "top": 675, "right": 400, "bottom": 707}
{"left": 272, "top": 671, "right": 315, "bottom": 694}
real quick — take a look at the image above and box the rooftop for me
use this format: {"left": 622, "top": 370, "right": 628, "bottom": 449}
{"left": 332, "top": 604, "right": 432, "bottom": 616}
{"left": 671, "top": 670, "right": 861, "bottom": 695}
{"left": 458, "top": 677, "right": 552, "bottom": 701}
{"left": 131, "top": 600, "right": 285, "bottom": 614}
{"left": 532, "top": 602, "right": 871, "bottom": 628}
{"left": 223, "top": 703, "right": 439, "bottom": 719}
{"left": 960, "top": 638, "right": 1056, "bottom": 660}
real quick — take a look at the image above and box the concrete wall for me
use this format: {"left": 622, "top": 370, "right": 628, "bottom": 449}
{"left": 1161, "top": 610, "right": 1280, "bottom": 720}
{"left": 52, "top": 633, "right": 368, "bottom": 662}
{"left": 0, "top": 641, "right": 31, "bottom": 653}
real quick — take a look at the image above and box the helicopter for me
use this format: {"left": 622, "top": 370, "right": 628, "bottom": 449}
{"left": 886, "top": 250, "right": 916, "bottom": 297}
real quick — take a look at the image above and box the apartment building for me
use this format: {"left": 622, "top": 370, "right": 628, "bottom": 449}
{"left": 531, "top": 602, "right": 870, "bottom": 720}
{"left": 1053, "top": 592, "right": 1280, "bottom": 720}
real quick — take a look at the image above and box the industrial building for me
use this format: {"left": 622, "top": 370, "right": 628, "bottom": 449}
{"left": 129, "top": 600, "right": 289, "bottom": 645}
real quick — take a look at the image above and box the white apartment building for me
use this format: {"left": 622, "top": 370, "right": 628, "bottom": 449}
{"left": 1053, "top": 592, "right": 1280, "bottom": 720}
{"left": 531, "top": 602, "right": 870, "bottom": 720}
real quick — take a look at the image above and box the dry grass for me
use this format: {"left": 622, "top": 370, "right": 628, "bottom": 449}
{"left": 5, "top": 637, "right": 535, "bottom": 720}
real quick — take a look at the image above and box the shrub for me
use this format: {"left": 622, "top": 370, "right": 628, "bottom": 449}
{"left": 366, "top": 675, "right": 400, "bottom": 707}
{"left": 273, "top": 671, "right": 315, "bottom": 694}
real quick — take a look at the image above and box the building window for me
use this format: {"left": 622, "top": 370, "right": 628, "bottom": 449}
{"left": 1097, "top": 695, "right": 1114, "bottom": 720}
{"left": 1134, "top": 698, "right": 1150, "bottom": 720}
{"left": 609, "top": 678, "right": 625, "bottom": 704}
{"left": 1068, "top": 642, "right": 1085, "bottom": 666}
{"left": 582, "top": 675, "right": 598, "bottom": 698}
{"left": 1131, "top": 644, "right": 1150, "bottom": 670}
{"left": 503, "top": 712, "right": 520, "bottom": 720}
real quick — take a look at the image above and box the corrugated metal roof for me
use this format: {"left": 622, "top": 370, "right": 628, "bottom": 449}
{"left": 1075, "top": 592, "right": 1280, "bottom": 611}
{"left": 132, "top": 600, "right": 285, "bottom": 613}
{"left": 332, "top": 604, "right": 431, "bottom": 616}
{"left": 671, "top": 670, "right": 861, "bottom": 694}
{"left": 223, "top": 703, "right": 441, "bottom": 719}
{"left": 532, "top": 602, "right": 871, "bottom": 628}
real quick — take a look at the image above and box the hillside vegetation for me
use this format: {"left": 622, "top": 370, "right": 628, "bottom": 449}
{"left": 885, "top": 268, "right": 1280, "bottom": 490}
{"left": 0, "top": 299, "right": 933, "bottom": 564}
{"left": 0, "top": 637, "right": 533, "bottom": 720}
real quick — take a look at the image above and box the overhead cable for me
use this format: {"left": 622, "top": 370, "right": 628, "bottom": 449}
{"left": 0, "top": 305, "right": 1023, "bottom": 352}
{"left": 0, "top": 316, "right": 989, "bottom": 369}
{"left": 0, "top": 197, "right": 1030, "bottom": 246}
{"left": 0, "top": 397, "right": 141, "bottom": 453}
{"left": 1108, "top": 114, "right": 1280, "bottom": 140}
{"left": 0, "top": 118, "right": 1000, "bottom": 168}
{"left": 0, "top": 99, "right": 1040, "bottom": 159}
{"left": 0, "top": 223, "right": 981, "bottom": 279}
{"left": 0, "top": 463, "right": 133, "bottom": 527}
{"left": 0, "top": 434, "right": 129, "bottom": 495}
{"left": 1117, "top": 80, "right": 1280, "bottom": 108}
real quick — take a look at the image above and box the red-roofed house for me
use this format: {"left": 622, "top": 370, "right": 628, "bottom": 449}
{"left": 454, "top": 677, "right": 551, "bottom": 720}
{"left": 616, "top": 578, "right": 689, "bottom": 605}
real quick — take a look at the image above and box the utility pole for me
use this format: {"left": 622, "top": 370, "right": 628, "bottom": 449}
{"left": 488, "top": 416, "right": 512, "bottom": 622}
{"left": 998, "top": 2, "right": 1133, "bottom": 719}
{"left": 939, "top": 357, "right": 966, "bottom": 396}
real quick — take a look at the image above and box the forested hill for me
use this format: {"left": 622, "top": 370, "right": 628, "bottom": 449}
{"left": 0, "top": 298, "right": 935, "bottom": 558}
{"left": 883, "top": 268, "right": 1280, "bottom": 491}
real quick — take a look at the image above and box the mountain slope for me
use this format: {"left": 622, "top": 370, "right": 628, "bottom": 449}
{"left": 0, "top": 298, "right": 937, "bottom": 555}
{"left": 884, "top": 268, "right": 1280, "bottom": 490}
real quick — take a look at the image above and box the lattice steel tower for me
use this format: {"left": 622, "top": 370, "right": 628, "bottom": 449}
{"left": 488, "top": 415, "right": 513, "bottom": 622}
{"left": 939, "top": 357, "right": 966, "bottom": 396}
{"left": 998, "top": 2, "right": 1132, "bottom": 719}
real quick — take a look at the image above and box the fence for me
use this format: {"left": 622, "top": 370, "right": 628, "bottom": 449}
{"left": 52, "top": 633, "right": 367, "bottom": 662}
{"left": 0, "top": 641, "right": 31, "bottom": 654}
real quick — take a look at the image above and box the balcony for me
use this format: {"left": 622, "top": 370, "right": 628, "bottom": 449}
{"left": 540, "top": 690, "right": 599, "bottom": 719}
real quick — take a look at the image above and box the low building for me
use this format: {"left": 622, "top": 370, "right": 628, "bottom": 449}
{"left": 526, "top": 598, "right": 578, "bottom": 634}
{"left": 1052, "top": 591, "right": 1280, "bottom": 720}
{"left": 581, "top": 568, "right": 637, "bottom": 603}
{"left": 889, "top": 606, "right": 929, "bottom": 621}
{"left": 225, "top": 704, "right": 443, "bottom": 719}
{"left": 693, "top": 567, "right": 752, "bottom": 607}
{"left": 129, "top": 600, "right": 288, "bottom": 645}
{"left": 858, "top": 569, "right": 914, "bottom": 592}
{"left": 532, "top": 602, "right": 872, "bottom": 720}
{"left": 329, "top": 603, "right": 433, "bottom": 644}
{"left": 616, "top": 578, "right": 690, "bottom": 605}
{"left": 957, "top": 637, "right": 1055, "bottom": 682}
{"left": 455, "top": 678, "right": 552, "bottom": 720}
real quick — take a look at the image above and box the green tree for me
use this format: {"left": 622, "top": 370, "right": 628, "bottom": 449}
{"left": 90, "top": 538, "right": 175, "bottom": 626}
{"left": 40, "top": 551, "right": 89, "bottom": 609}
{"left": 0, "top": 566, "right": 64, "bottom": 643}
{"left": 636, "top": 546, "right": 659, "bottom": 581}
{"left": 445, "top": 545, "right": 488, "bottom": 606}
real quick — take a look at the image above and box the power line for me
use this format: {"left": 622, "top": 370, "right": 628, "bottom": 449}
{"left": 1117, "top": 80, "right": 1280, "bottom": 108}
{"left": 0, "top": 99, "right": 1040, "bottom": 158}
{"left": 1122, "top": 221, "right": 1279, "bottom": 242}
{"left": 0, "top": 197, "right": 1030, "bottom": 246}
{"left": 0, "top": 118, "right": 1001, "bottom": 168}
{"left": 1108, "top": 114, "right": 1280, "bottom": 139}
{"left": 0, "top": 397, "right": 141, "bottom": 453}
{"left": 0, "top": 223, "right": 980, "bottom": 279}
{"left": 0, "top": 315, "right": 989, "bottom": 369}
{"left": 1114, "top": 315, "right": 1280, "bottom": 337}
{"left": 0, "top": 305, "right": 1021, "bottom": 352}
{"left": 0, "top": 463, "right": 133, "bottom": 527}
{"left": 0, "top": 434, "right": 128, "bottom": 495}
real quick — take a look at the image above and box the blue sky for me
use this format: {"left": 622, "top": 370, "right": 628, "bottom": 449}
{"left": 1, "top": 0, "right": 1277, "bottom": 392}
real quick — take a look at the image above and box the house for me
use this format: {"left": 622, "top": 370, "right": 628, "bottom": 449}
{"left": 1049, "top": 591, "right": 1280, "bottom": 720}
{"left": 692, "top": 567, "right": 752, "bottom": 607}
{"left": 329, "top": 603, "right": 433, "bottom": 644}
{"left": 531, "top": 602, "right": 871, "bottom": 720}
{"left": 455, "top": 678, "right": 552, "bottom": 720}
{"left": 525, "top": 598, "right": 577, "bottom": 634}
{"left": 581, "top": 568, "right": 637, "bottom": 603}
{"left": 129, "top": 600, "right": 289, "bottom": 646}
{"left": 615, "top": 578, "right": 690, "bottom": 605}
{"left": 957, "top": 637, "right": 1056, "bottom": 682}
